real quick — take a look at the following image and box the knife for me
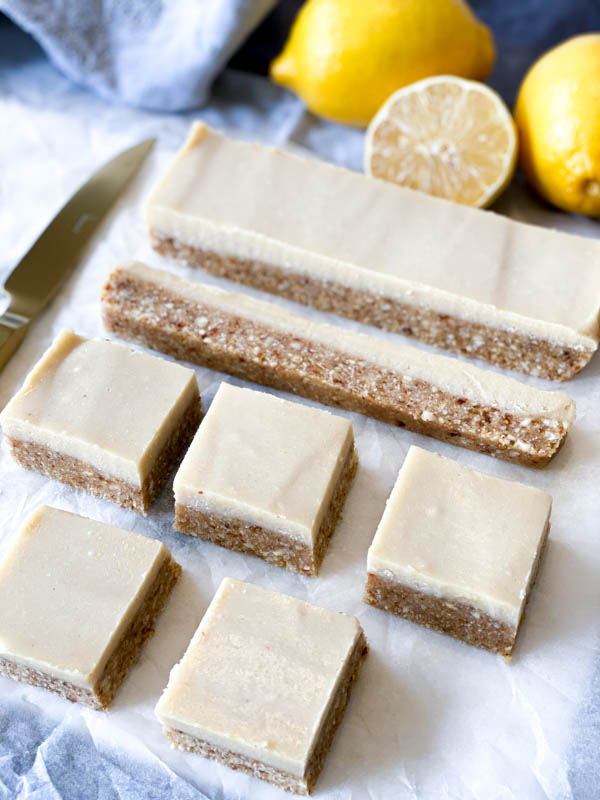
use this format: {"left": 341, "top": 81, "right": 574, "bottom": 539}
{"left": 0, "top": 138, "right": 155, "bottom": 371}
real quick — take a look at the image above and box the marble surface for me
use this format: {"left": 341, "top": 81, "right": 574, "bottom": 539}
{"left": 0, "top": 23, "right": 599, "bottom": 800}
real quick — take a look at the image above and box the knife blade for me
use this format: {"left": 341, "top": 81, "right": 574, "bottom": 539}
{"left": 0, "top": 137, "right": 155, "bottom": 371}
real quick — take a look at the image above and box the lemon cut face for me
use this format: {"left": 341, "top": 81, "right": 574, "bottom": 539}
{"left": 365, "top": 76, "right": 517, "bottom": 207}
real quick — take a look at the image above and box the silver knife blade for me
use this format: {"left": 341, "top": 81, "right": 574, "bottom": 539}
{"left": 0, "top": 138, "right": 155, "bottom": 371}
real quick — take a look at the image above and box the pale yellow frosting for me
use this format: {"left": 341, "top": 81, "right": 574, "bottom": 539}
{"left": 0, "top": 329, "right": 199, "bottom": 486}
{"left": 145, "top": 123, "right": 600, "bottom": 349}
{"left": 367, "top": 446, "right": 552, "bottom": 626}
{"left": 118, "top": 261, "right": 576, "bottom": 425}
{"left": 155, "top": 577, "right": 363, "bottom": 778}
{"left": 0, "top": 506, "right": 169, "bottom": 688}
{"left": 174, "top": 383, "right": 354, "bottom": 544}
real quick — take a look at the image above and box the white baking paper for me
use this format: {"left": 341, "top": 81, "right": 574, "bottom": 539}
{"left": 0, "top": 34, "right": 598, "bottom": 800}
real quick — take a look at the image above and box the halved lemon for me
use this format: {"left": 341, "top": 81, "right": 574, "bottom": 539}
{"left": 364, "top": 75, "right": 518, "bottom": 207}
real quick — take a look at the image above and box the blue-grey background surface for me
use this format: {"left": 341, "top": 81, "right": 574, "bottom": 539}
{"left": 1, "top": 2, "right": 600, "bottom": 798}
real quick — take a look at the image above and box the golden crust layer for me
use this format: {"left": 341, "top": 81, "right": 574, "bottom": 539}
{"left": 0, "top": 554, "right": 181, "bottom": 709}
{"left": 5, "top": 395, "right": 202, "bottom": 514}
{"left": 162, "top": 630, "right": 368, "bottom": 795}
{"left": 102, "top": 269, "right": 571, "bottom": 467}
{"left": 174, "top": 446, "right": 358, "bottom": 575}
{"left": 152, "top": 235, "right": 594, "bottom": 381}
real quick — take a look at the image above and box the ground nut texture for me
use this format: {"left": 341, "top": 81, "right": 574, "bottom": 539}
{"left": 0, "top": 554, "right": 181, "bottom": 709}
{"left": 5, "top": 395, "right": 202, "bottom": 514}
{"left": 161, "top": 630, "right": 368, "bottom": 795}
{"left": 152, "top": 236, "right": 595, "bottom": 382}
{"left": 101, "top": 266, "right": 575, "bottom": 468}
{"left": 175, "top": 445, "right": 358, "bottom": 576}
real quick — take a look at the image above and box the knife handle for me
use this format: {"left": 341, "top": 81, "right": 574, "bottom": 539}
{"left": 0, "top": 310, "right": 29, "bottom": 372}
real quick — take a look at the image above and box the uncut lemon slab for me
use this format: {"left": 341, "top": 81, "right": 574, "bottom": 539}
{"left": 365, "top": 76, "right": 517, "bottom": 208}
{"left": 143, "top": 123, "right": 600, "bottom": 380}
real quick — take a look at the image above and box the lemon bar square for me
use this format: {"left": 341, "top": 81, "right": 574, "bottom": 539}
{"left": 365, "top": 446, "right": 551, "bottom": 657}
{"left": 0, "top": 329, "right": 201, "bottom": 513}
{"left": 173, "top": 383, "right": 357, "bottom": 575}
{"left": 0, "top": 506, "right": 181, "bottom": 709}
{"left": 155, "top": 577, "right": 368, "bottom": 794}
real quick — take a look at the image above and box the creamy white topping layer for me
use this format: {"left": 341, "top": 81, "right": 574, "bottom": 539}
{"left": 0, "top": 329, "right": 199, "bottom": 486}
{"left": 145, "top": 123, "right": 600, "bottom": 349}
{"left": 367, "top": 446, "right": 552, "bottom": 626}
{"left": 174, "top": 382, "right": 354, "bottom": 544}
{"left": 0, "top": 506, "right": 169, "bottom": 688}
{"left": 155, "top": 577, "right": 363, "bottom": 778}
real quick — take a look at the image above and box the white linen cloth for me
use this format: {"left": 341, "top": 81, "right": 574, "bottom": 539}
{"left": 0, "top": 0, "right": 277, "bottom": 109}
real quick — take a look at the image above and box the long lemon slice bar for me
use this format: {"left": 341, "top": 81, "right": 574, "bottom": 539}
{"left": 144, "top": 123, "right": 600, "bottom": 381}
{"left": 102, "top": 261, "right": 575, "bottom": 467}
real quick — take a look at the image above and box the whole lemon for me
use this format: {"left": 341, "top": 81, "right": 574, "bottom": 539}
{"left": 515, "top": 34, "right": 600, "bottom": 217}
{"left": 270, "top": 0, "right": 495, "bottom": 128}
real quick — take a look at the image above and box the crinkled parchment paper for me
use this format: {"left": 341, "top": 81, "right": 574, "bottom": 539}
{"left": 0, "top": 30, "right": 598, "bottom": 800}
